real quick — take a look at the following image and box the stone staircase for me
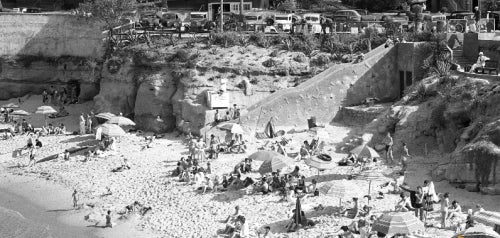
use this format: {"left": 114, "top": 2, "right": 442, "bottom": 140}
{"left": 453, "top": 47, "right": 473, "bottom": 71}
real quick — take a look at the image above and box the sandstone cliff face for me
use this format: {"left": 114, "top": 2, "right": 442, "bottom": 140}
{"left": 92, "top": 44, "right": 313, "bottom": 134}
{"left": 0, "top": 56, "right": 99, "bottom": 100}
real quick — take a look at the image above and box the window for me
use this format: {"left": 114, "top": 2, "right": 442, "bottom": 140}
{"left": 243, "top": 4, "right": 251, "bottom": 10}
{"left": 232, "top": 4, "right": 239, "bottom": 11}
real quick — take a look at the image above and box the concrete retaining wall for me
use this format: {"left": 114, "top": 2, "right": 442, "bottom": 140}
{"left": 0, "top": 13, "right": 103, "bottom": 58}
{"left": 240, "top": 44, "right": 401, "bottom": 128}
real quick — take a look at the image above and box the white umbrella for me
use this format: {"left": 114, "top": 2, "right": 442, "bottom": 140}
{"left": 108, "top": 116, "right": 136, "bottom": 126}
{"left": 95, "top": 112, "right": 115, "bottom": 120}
{"left": 99, "top": 124, "right": 126, "bottom": 137}
{"left": 11, "top": 110, "right": 30, "bottom": 116}
{"left": 319, "top": 179, "right": 362, "bottom": 206}
{"left": 218, "top": 122, "right": 245, "bottom": 134}
{"left": 35, "top": 106, "right": 57, "bottom": 126}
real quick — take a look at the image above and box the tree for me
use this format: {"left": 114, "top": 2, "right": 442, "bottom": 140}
{"left": 159, "top": 0, "right": 168, "bottom": 8}
{"left": 78, "top": 0, "right": 137, "bottom": 30}
{"left": 277, "top": 0, "right": 296, "bottom": 12}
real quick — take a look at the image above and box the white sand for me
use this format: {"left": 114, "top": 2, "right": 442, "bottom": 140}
{"left": 1, "top": 96, "right": 499, "bottom": 238}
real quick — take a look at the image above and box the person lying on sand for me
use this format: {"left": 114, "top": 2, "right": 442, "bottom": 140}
{"left": 338, "top": 225, "right": 355, "bottom": 238}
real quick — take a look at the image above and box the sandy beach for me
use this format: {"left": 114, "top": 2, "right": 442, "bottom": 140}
{"left": 1, "top": 95, "right": 500, "bottom": 238}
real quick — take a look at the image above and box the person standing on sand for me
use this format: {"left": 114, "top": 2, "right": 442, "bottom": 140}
{"left": 86, "top": 114, "right": 92, "bottom": 134}
{"left": 79, "top": 113, "right": 85, "bottom": 135}
{"left": 401, "top": 142, "right": 409, "bottom": 172}
{"left": 383, "top": 133, "right": 394, "bottom": 164}
{"left": 27, "top": 146, "right": 37, "bottom": 167}
{"left": 72, "top": 189, "right": 78, "bottom": 208}
{"left": 439, "top": 193, "right": 449, "bottom": 228}
{"left": 105, "top": 210, "right": 113, "bottom": 228}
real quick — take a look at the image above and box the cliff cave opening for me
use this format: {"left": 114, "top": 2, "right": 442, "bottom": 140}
{"left": 67, "top": 80, "right": 81, "bottom": 99}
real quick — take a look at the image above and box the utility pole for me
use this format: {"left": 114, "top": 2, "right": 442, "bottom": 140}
{"left": 240, "top": 0, "right": 243, "bottom": 19}
{"left": 219, "top": 0, "right": 224, "bottom": 32}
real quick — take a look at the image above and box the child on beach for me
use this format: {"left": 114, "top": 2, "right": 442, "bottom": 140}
{"left": 72, "top": 189, "right": 78, "bottom": 209}
{"left": 105, "top": 210, "right": 113, "bottom": 228}
{"left": 27, "top": 146, "right": 37, "bottom": 167}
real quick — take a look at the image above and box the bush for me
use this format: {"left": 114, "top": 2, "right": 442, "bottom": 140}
{"left": 210, "top": 31, "right": 240, "bottom": 47}
{"left": 269, "top": 50, "right": 279, "bottom": 57}
{"left": 249, "top": 32, "right": 270, "bottom": 47}
{"left": 293, "top": 53, "right": 308, "bottom": 63}
{"left": 311, "top": 53, "right": 331, "bottom": 67}
{"left": 262, "top": 58, "right": 277, "bottom": 68}
{"left": 172, "top": 49, "right": 189, "bottom": 62}
{"left": 292, "top": 35, "right": 318, "bottom": 56}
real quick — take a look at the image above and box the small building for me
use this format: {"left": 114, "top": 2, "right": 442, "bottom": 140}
{"left": 207, "top": 0, "right": 253, "bottom": 21}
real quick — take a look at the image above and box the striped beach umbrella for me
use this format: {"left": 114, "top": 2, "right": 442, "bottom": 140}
{"left": 305, "top": 155, "right": 335, "bottom": 179}
{"left": 473, "top": 211, "right": 500, "bottom": 227}
{"left": 99, "top": 124, "right": 126, "bottom": 137}
{"left": 95, "top": 112, "right": 115, "bottom": 120}
{"left": 1, "top": 103, "right": 19, "bottom": 108}
{"left": 372, "top": 213, "right": 425, "bottom": 235}
{"left": 108, "top": 115, "right": 136, "bottom": 126}
{"left": 218, "top": 123, "right": 245, "bottom": 134}
{"left": 318, "top": 179, "right": 361, "bottom": 206}
{"left": 257, "top": 156, "right": 293, "bottom": 175}
{"left": 350, "top": 144, "right": 380, "bottom": 158}
{"left": 453, "top": 225, "right": 500, "bottom": 238}
{"left": 35, "top": 106, "right": 57, "bottom": 126}
{"left": 10, "top": 110, "right": 30, "bottom": 116}
{"left": 249, "top": 150, "right": 284, "bottom": 162}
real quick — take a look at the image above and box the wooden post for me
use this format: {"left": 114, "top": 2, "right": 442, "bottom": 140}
{"left": 219, "top": 0, "right": 224, "bottom": 32}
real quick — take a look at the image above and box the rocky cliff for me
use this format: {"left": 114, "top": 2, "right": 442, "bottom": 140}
{"left": 92, "top": 44, "right": 317, "bottom": 134}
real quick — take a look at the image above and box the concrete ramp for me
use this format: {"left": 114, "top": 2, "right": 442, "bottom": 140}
{"left": 240, "top": 44, "right": 400, "bottom": 128}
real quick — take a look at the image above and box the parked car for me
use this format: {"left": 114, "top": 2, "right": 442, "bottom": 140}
{"left": 296, "top": 13, "right": 325, "bottom": 34}
{"left": 242, "top": 11, "right": 273, "bottom": 31}
{"left": 447, "top": 11, "right": 474, "bottom": 20}
{"left": 139, "top": 12, "right": 161, "bottom": 29}
{"left": 25, "top": 7, "right": 42, "bottom": 13}
{"left": 187, "top": 11, "right": 211, "bottom": 32}
{"left": 332, "top": 9, "right": 362, "bottom": 22}
{"left": 274, "top": 13, "right": 294, "bottom": 32}
{"left": 160, "top": 12, "right": 181, "bottom": 28}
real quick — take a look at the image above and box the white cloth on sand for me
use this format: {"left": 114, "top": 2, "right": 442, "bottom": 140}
{"left": 95, "top": 127, "right": 102, "bottom": 141}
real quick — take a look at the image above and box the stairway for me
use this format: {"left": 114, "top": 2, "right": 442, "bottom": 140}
{"left": 453, "top": 47, "right": 473, "bottom": 71}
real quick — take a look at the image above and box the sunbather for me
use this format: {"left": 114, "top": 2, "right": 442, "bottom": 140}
{"left": 341, "top": 197, "right": 359, "bottom": 219}
{"left": 202, "top": 177, "right": 214, "bottom": 194}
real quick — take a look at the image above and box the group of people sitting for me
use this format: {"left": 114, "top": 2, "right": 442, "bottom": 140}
{"left": 40, "top": 123, "right": 67, "bottom": 136}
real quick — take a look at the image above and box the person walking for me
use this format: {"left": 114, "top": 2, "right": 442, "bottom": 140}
{"left": 72, "top": 189, "right": 78, "bottom": 209}
{"left": 27, "top": 146, "right": 37, "bottom": 167}
{"left": 474, "top": 6, "right": 481, "bottom": 31}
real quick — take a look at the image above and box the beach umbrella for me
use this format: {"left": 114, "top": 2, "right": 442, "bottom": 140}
{"left": 358, "top": 170, "right": 387, "bottom": 202}
{"left": 372, "top": 213, "right": 425, "bottom": 235}
{"left": 319, "top": 179, "right": 361, "bottom": 206}
{"left": 95, "top": 112, "right": 115, "bottom": 120}
{"left": 1, "top": 103, "right": 19, "bottom": 108}
{"left": 99, "top": 124, "right": 126, "bottom": 137}
{"left": 257, "top": 156, "right": 293, "bottom": 175}
{"left": 453, "top": 225, "right": 500, "bottom": 238}
{"left": 249, "top": 150, "right": 285, "bottom": 162}
{"left": 108, "top": 115, "right": 136, "bottom": 126}
{"left": 350, "top": 144, "right": 380, "bottom": 159}
{"left": 305, "top": 155, "right": 335, "bottom": 178}
{"left": 474, "top": 211, "right": 500, "bottom": 227}
{"left": 35, "top": 105, "right": 57, "bottom": 126}
{"left": 218, "top": 122, "right": 245, "bottom": 134}
{"left": 10, "top": 110, "right": 30, "bottom": 116}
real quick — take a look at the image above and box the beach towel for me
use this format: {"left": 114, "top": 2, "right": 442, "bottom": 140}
{"left": 95, "top": 127, "right": 102, "bottom": 141}
{"left": 426, "top": 181, "right": 439, "bottom": 203}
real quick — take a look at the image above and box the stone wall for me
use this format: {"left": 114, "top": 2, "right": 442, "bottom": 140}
{"left": 334, "top": 105, "right": 388, "bottom": 126}
{"left": 240, "top": 44, "right": 401, "bottom": 128}
{"left": 0, "top": 13, "right": 103, "bottom": 58}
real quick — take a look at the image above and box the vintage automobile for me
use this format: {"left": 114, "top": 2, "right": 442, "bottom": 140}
{"left": 332, "top": 9, "right": 362, "bottom": 22}
{"left": 295, "top": 13, "right": 326, "bottom": 34}
{"left": 273, "top": 13, "right": 294, "bottom": 32}
{"left": 139, "top": 11, "right": 162, "bottom": 29}
{"left": 160, "top": 12, "right": 182, "bottom": 28}
{"left": 187, "top": 11, "right": 212, "bottom": 32}
{"left": 242, "top": 11, "right": 273, "bottom": 32}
